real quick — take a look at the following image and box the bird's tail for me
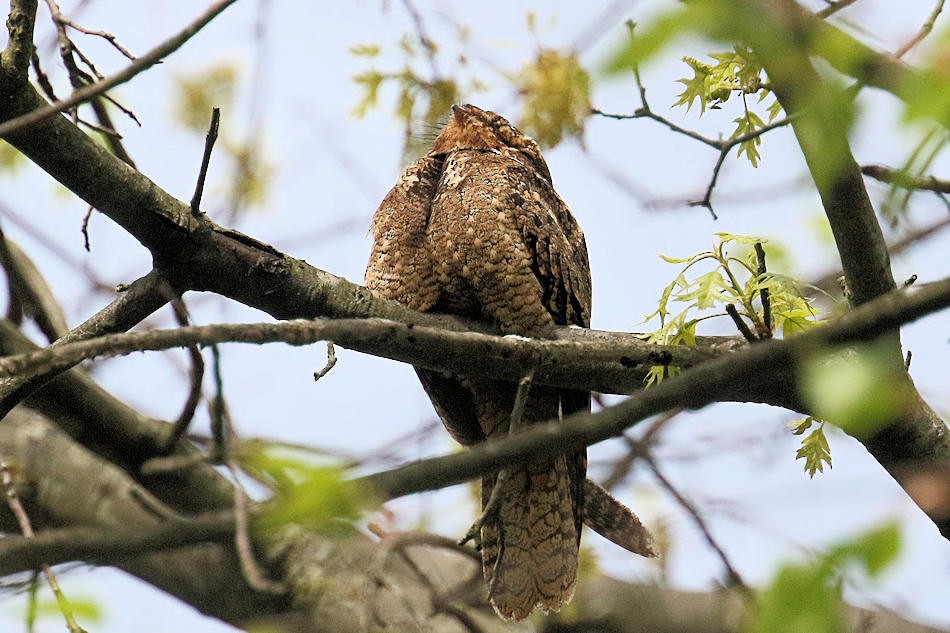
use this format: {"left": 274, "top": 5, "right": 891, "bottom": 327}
{"left": 480, "top": 455, "right": 579, "bottom": 621}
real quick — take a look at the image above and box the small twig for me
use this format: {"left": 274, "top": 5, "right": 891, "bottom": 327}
{"left": 312, "top": 341, "right": 337, "bottom": 381}
{"left": 191, "top": 107, "right": 221, "bottom": 216}
{"left": 903, "top": 274, "right": 918, "bottom": 288}
{"left": 861, "top": 164, "right": 950, "bottom": 193}
{"left": 209, "top": 344, "right": 228, "bottom": 455}
{"left": 139, "top": 451, "right": 210, "bottom": 475}
{"left": 894, "top": 0, "right": 944, "bottom": 59}
{"left": 43, "top": 0, "right": 137, "bottom": 60}
{"left": 1, "top": 453, "right": 87, "bottom": 633}
{"left": 725, "top": 304, "right": 757, "bottom": 343}
{"left": 80, "top": 206, "right": 93, "bottom": 251}
{"left": 207, "top": 341, "right": 285, "bottom": 594}
{"left": 399, "top": 0, "right": 441, "bottom": 78}
{"left": 815, "top": 0, "right": 861, "bottom": 19}
{"left": 754, "top": 242, "right": 773, "bottom": 337}
{"left": 0, "top": 0, "right": 239, "bottom": 138}
{"left": 593, "top": 101, "right": 791, "bottom": 214}
{"left": 602, "top": 409, "right": 679, "bottom": 490}
{"left": 160, "top": 287, "right": 205, "bottom": 453}
{"left": 904, "top": 349, "right": 913, "bottom": 370}
{"left": 229, "top": 456, "right": 287, "bottom": 594}
{"left": 370, "top": 530, "right": 483, "bottom": 630}
{"left": 644, "top": 455, "right": 750, "bottom": 595}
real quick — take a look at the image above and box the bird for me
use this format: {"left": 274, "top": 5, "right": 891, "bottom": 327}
{"left": 365, "top": 104, "right": 655, "bottom": 621}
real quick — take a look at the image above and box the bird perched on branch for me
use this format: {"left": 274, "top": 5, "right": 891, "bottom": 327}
{"left": 366, "top": 104, "right": 655, "bottom": 621}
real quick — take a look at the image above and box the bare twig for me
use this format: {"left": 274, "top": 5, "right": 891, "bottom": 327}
{"left": 861, "top": 164, "right": 950, "bottom": 193}
{"left": 191, "top": 107, "right": 221, "bottom": 216}
{"left": 815, "top": 0, "right": 861, "bottom": 19}
{"left": 42, "top": 0, "right": 137, "bottom": 60}
{"left": 0, "top": 0, "right": 238, "bottom": 137}
{"left": 160, "top": 287, "right": 206, "bottom": 453}
{"left": 754, "top": 242, "right": 773, "bottom": 337}
{"left": 894, "top": 0, "right": 944, "bottom": 58}
{"left": 603, "top": 410, "right": 680, "bottom": 491}
{"left": 590, "top": 107, "right": 792, "bottom": 214}
{"left": 644, "top": 454, "right": 750, "bottom": 594}
{"left": 312, "top": 341, "right": 337, "bottom": 381}
{"left": 725, "top": 304, "right": 757, "bottom": 343}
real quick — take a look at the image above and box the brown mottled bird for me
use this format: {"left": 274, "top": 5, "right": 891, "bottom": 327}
{"left": 365, "top": 104, "right": 655, "bottom": 620}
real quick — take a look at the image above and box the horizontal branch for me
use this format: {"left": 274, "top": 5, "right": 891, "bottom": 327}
{"left": 363, "top": 278, "right": 950, "bottom": 533}
{"left": 0, "top": 0, "right": 238, "bottom": 137}
{"left": 0, "top": 318, "right": 743, "bottom": 396}
{"left": 862, "top": 164, "right": 950, "bottom": 193}
{"left": 0, "top": 512, "right": 234, "bottom": 575}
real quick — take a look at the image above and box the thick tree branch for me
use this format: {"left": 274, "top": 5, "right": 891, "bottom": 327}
{"left": 0, "top": 411, "right": 287, "bottom": 623}
{"left": 0, "top": 511, "right": 235, "bottom": 575}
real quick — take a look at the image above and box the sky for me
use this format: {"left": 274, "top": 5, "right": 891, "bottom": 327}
{"left": 1, "top": 1, "right": 949, "bottom": 631}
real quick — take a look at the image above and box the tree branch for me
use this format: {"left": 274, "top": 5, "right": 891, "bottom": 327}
{"left": 363, "top": 278, "right": 950, "bottom": 539}
{"left": 0, "top": 318, "right": 742, "bottom": 397}
{"left": 0, "top": 0, "right": 238, "bottom": 137}
{"left": 1, "top": 0, "right": 37, "bottom": 81}
{"left": 0, "top": 269, "right": 171, "bottom": 417}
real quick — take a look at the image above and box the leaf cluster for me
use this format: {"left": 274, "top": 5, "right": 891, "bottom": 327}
{"left": 351, "top": 37, "right": 464, "bottom": 159}
{"left": 640, "top": 233, "right": 819, "bottom": 385}
{"left": 673, "top": 46, "right": 782, "bottom": 167}
{"left": 241, "top": 443, "right": 373, "bottom": 535}
{"left": 514, "top": 49, "right": 592, "bottom": 148}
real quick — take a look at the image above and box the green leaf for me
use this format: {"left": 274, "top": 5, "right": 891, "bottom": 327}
{"left": 351, "top": 70, "right": 385, "bottom": 118}
{"left": 799, "top": 343, "right": 912, "bottom": 438}
{"left": 673, "top": 58, "right": 713, "bottom": 113}
{"left": 826, "top": 522, "right": 900, "bottom": 577}
{"left": 349, "top": 43, "right": 381, "bottom": 57}
{"left": 171, "top": 62, "right": 238, "bottom": 131}
{"left": 677, "top": 269, "right": 731, "bottom": 309}
{"left": 749, "top": 564, "right": 845, "bottom": 633}
{"left": 0, "top": 140, "right": 24, "bottom": 171}
{"left": 788, "top": 416, "right": 815, "bottom": 436}
{"left": 733, "top": 109, "right": 765, "bottom": 167}
{"left": 25, "top": 596, "right": 102, "bottom": 623}
{"left": 602, "top": 7, "right": 696, "bottom": 75}
{"left": 714, "top": 232, "right": 765, "bottom": 246}
{"left": 516, "top": 49, "right": 592, "bottom": 147}
{"left": 749, "top": 523, "right": 901, "bottom": 633}
{"left": 794, "top": 420, "right": 832, "bottom": 478}
{"left": 242, "top": 446, "right": 375, "bottom": 534}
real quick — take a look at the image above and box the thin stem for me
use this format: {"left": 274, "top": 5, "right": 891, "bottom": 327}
{"left": 0, "top": 0, "right": 238, "bottom": 137}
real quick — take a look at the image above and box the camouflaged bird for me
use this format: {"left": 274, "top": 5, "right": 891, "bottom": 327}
{"left": 365, "top": 104, "right": 655, "bottom": 621}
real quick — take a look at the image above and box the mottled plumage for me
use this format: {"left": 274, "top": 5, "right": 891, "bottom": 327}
{"left": 366, "top": 104, "right": 654, "bottom": 621}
